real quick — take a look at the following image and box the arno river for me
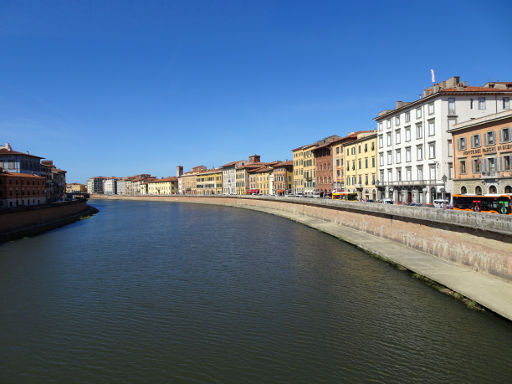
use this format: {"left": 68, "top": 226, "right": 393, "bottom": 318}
{"left": 1, "top": 200, "right": 512, "bottom": 383}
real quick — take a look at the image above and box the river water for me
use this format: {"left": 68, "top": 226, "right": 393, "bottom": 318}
{"left": 1, "top": 200, "right": 511, "bottom": 383}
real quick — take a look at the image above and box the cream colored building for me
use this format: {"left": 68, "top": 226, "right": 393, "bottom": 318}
{"left": 344, "top": 132, "right": 378, "bottom": 200}
{"left": 147, "top": 177, "right": 178, "bottom": 195}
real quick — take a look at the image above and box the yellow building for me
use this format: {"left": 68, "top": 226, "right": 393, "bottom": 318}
{"left": 147, "top": 177, "right": 178, "bottom": 195}
{"left": 66, "top": 183, "right": 86, "bottom": 193}
{"left": 236, "top": 162, "right": 264, "bottom": 195}
{"left": 254, "top": 166, "right": 273, "bottom": 195}
{"left": 344, "top": 132, "right": 378, "bottom": 200}
{"left": 302, "top": 144, "right": 317, "bottom": 195}
{"left": 196, "top": 168, "right": 223, "bottom": 195}
{"left": 292, "top": 146, "right": 305, "bottom": 194}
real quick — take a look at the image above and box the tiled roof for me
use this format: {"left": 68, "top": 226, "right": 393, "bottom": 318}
{"left": 149, "top": 177, "right": 178, "bottom": 183}
{"left": 273, "top": 160, "right": 293, "bottom": 168}
{"left": 0, "top": 171, "right": 45, "bottom": 179}
{"left": 0, "top": 148, "right": 44, "bottom": 159}
{"left": 441, "top": 86, "right": 512, "bottom": 93}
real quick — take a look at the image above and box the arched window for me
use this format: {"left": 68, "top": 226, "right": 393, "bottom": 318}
{"left": 475, "top": 186, "right": 482, "bottom": 195}
{"left": 489, "top": 185, "right": 497, "bottom": 194}
{"left": 505, "top": 186, "right": 512, "bottom": 193}
{"left": 461, "top": 186, "right": 467, "bottom": 194}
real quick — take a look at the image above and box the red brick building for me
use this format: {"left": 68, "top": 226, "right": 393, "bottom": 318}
{"left": 0, "top": 169, "right": 46, "bottom": 209}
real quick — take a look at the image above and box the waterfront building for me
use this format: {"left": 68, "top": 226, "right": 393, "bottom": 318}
{"left": 196, "top": 168, "right": 223, "bottom": 195}
{"left": 66, "top": 183, "right": 86, "bottom": 193}
{"left": 181, "top": 165, "right": 207, "bottom": 195}
{"left": 87, "top": 177, "right": 104, "bottom": 194}
{"left": 292, "top": 146, "right": 305, "bottom": 194}
{"left": 0, "top": 169, "right": 45, "bottom": 209}
{"left": 103, "top": 178, "right": 117, "bottom": 195}
{"left": 253, "top": 166, "right": 273, "bottom": 195}
{"left": 147, "top": 177, "right": 179, "bottom": 195}
{"left": 344, "top": 132, "right": 378, "bottom": 200}
{"left": 331, "top": 132, "right": 365, "bottom": 192}
{"left": 116, "top": 179, "right": 127, "bottom": 195}
{"left": 41, "top": 160, "right": 66, "bottom": 202}
{"left": 235, "top": 155, "right": 263, "bottom": 195}
{"left": 0, "top": 143, "right": 43, "bottom": 176}
{"left": 292, "top": 135, "right": 340, "bottom": 196}
{"left": 222, "top": 160, "right": 248, "bottom": 195}
{"left": 375, "top": 77, "right": 512, "bottom": 204}
{"left": 312, "top": 135, "right": 343, "bottom": 196}
{"left": 272, "top": 161, "right": 293, "bottom": 195}
{"left": 124, "top": 174, "right": 155, "bottom": 195}
{"left": 450, "top": 110, "right": 512, "bottom": 195}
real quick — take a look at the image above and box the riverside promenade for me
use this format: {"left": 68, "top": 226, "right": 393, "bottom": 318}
{"left": 91, "top": 194, "right": 512, "bottom": 320}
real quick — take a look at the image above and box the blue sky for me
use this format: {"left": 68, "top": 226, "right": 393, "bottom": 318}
{"left": 1, "top": 0, "right": 511, "bottom": 182}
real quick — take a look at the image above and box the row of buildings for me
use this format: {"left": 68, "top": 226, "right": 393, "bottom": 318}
{"left": 0, "top": 143, "right": 67, "bottom": 209}
{"left": 88, "top": 76, "right": 512, "bottom": 205}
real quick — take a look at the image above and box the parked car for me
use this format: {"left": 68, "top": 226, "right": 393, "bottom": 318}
{"left": 433, "top": 199, "right": 449, "bottom": 209}
{"left": 311, "top": 193, "right": 321, "bottom": 198}
{"left": 409, "top": 202, "right": 423, "bottom": 207}
{"left": 382, "top": 199, "right": 394, "bottom": 204}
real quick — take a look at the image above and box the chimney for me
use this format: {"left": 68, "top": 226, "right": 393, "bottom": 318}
{"left": 249, "top": 154, "right": 261, "bottom": 163}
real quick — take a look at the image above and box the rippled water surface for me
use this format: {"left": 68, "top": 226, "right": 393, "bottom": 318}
{"left": 1, "top": 200, "right": 512, "bottom": 383}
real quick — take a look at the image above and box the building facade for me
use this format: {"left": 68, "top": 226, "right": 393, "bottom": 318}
{"left": 273, "top": 161, "right": 293, "bottom": 195}
{"left": 104, "top": 178, "right": 117, "bottom": 195}
{"left": 147, "top": 177, "right": 179, "bottom": 195}
{"left": 66, "top": 183, "right": 87, "bottom": 193}
{"left": 0, "top": 143, "right": 43, "bottom": 176}
{"left": 375, "top": 77, "right": 512, "bottom": 204}
{"left": 450, "top": 110, "right": 512, "bottom": 195}
{"left": 344, "top": 132, "right": 378, "bottom": 200}
{"left": 0, "top": 170, "right": 45, "bottom": 209}
{"left": 196, "top": 169, "right": 223, "bottom": 195}
{"left": 222, "top": 160, "right": 248, "bottom": 195}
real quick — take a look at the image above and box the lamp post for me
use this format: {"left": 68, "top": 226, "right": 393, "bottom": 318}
{"left": 442, "top": 174, "right": 447, "bottom": 208}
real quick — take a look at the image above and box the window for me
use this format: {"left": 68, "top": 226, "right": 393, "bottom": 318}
{"left": 406, "top": 167, "right": 412, "bottom": 181}
{"left": 428, "top": 120, "right": 435, "bottom": 136}
{"left": 378, "top": 135, "right": 383, "bottom": 148}
{"left": 372, "top": 157, "right": 375, "bottom": 167}
{"left": 448, "top": 139, "right": 453, "bottom": 157}
{"left": 428, "top": 142, "right": 436, "bottom": 159}
{"left": 386, "top": 119, "right": 391, "bottom": 129}
{"left": 365, "top": 158, "right": 368, "bottom": 168}
{"left": 358, "top": 159, "right": 361, "bottom": 169}
{"left": 471, "top": 134, "right": 481, "bottom": 148}
{"left": 395, "top": 129, "right": 401, "bottom": 144}
{"left": 416, "top": 123, "right": 422, "bottom": 139}
{"left": 500, "top": 128, "right": 511, "bottom": 143}
{"left": 405, "top": 111, "right": 410, "bottom": 123}
{"left": 372, "top": 174, "right": 375, "bottom": 185}
{"left": 428, "top": 102, "right": 435, "bottom": 115}
{"left": 358, "top": 145, "right": 361, "bottom": 154}
{"left": 396, "top": 168, "right": 402, "bottom": 181}
{"left": 448, "top": 98, "right": 455, "bottom": 114}
{"left": 470, "top": 99, "right": 474, "bottom": 109}
{"left": 364, "top": 143, "right": 368, "bottom": 152}
{"left": 405, "top": 127, "right": 411, "bottom": 142}
{"left": 416, "top": 107, "right": 422, "bottom": 119}
{"left": 387, "top": 132, "right": 392, "bottom": 146}
{"left": 405, "top": 147, "right": 411, "bottom": 162}
{"left": 485, "top": 131, "right": 495, "bottom": 146}
{"left": 478, "top": 97, "right": 486, "bottom": 110}
{"left": 358, "top": 175, "right": 362, "bottom": 184}
{"left": 351, "top": 147, "right": 355, "bottom": 155}
{"left": 417, "top": 166, "right": 423, "bottom": 180}
{"left": 472, "top": 158, "right": 482, "bottom": 173}
{"left": 379, "top": 122, "right": 383, "bottom": 131}
{"left": 387, "top": 151, "right": 393, "bottom": 165}
{"left": 486, "top": 157, "right": 497, "bottom": 172}
{"left": 502, "top": 154, "right": 512, "bottom": 170}
{"left": 458, "top": 137, "right": 466, "bottom": 150}
{"left": 395, "top": 116, "right": 400, "bottom": 126}
{"left": 460, "top": 159, "right": 467, "bottom": 174}
{"left": 504, "top": 97, "right": 510, "bottom": 110}
{"left": 365, "top": 174, "right": 368, "bottom": 185}
{"left": 336, "top": 147, "right": 340, "bottom": 154}
{"left": 395, "top": 149, "right": 401, "bottom": 163}
{"left": 429, "top": 165, "right": 436, "bottom": 180}
{"left": 371, "top": 142, "right": 375, "bottom": 151}
{"left": 417, "top": 145, "right": 423, "bottom": 161}
{"left": 379, "top": 153, "right": 384, "bottom": 167}
{"left": 387, "top": 169, "right": 392, "bottom": 182}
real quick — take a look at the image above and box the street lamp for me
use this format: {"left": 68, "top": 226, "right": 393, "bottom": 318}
{"left": 441, "top": 174, "right": 447, "bottom": 208}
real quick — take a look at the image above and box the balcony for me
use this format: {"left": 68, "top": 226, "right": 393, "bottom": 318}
{"left": 377, "top": 179, "right": 441, "bottom": 187}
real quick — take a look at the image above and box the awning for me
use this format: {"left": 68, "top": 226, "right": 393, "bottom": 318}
{"left": 277, "top": 189, "right": 285, "bottom": 193}
{"left": 248, "top": 189, "right": 259, "bottom": 193}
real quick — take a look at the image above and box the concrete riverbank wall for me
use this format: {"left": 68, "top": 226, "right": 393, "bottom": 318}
{"left": 0, "top": 200, "right": 95, "bottom": 242}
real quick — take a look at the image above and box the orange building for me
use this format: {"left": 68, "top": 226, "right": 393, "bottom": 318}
{"left": 0, "top": 169, "right": 46, "bottom": 209}
{"left": 450, "top": 110, "right": 512, "bottom": 195}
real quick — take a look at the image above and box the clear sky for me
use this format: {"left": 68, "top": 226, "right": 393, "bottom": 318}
{"left": 1, "top": 0, "right": 511, "bottom": 183}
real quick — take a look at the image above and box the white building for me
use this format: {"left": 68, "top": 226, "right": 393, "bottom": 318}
{"left": 87, "top": 177, "right": 104, "bottom": 194}
{"left": 222, "top": 160, "right": 247, "bottom": 195}
{"left": 375, "top": 77, "right": 512, "bottom": 204}
{"left": 116, "top": 179, "right": 126, "bottom": 195}
{"left": 104, "top": 178, "right": 117, "bottom": 195}
{"left": 178, "top": 177, "right": 183, "bottom": 194}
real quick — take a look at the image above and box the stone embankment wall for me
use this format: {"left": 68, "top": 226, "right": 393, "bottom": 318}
{"left": 0, "top": 200, "right": 91, "bottom": 242}
{"left": 92, "top": 195, "right": 512, "bottom": 282}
